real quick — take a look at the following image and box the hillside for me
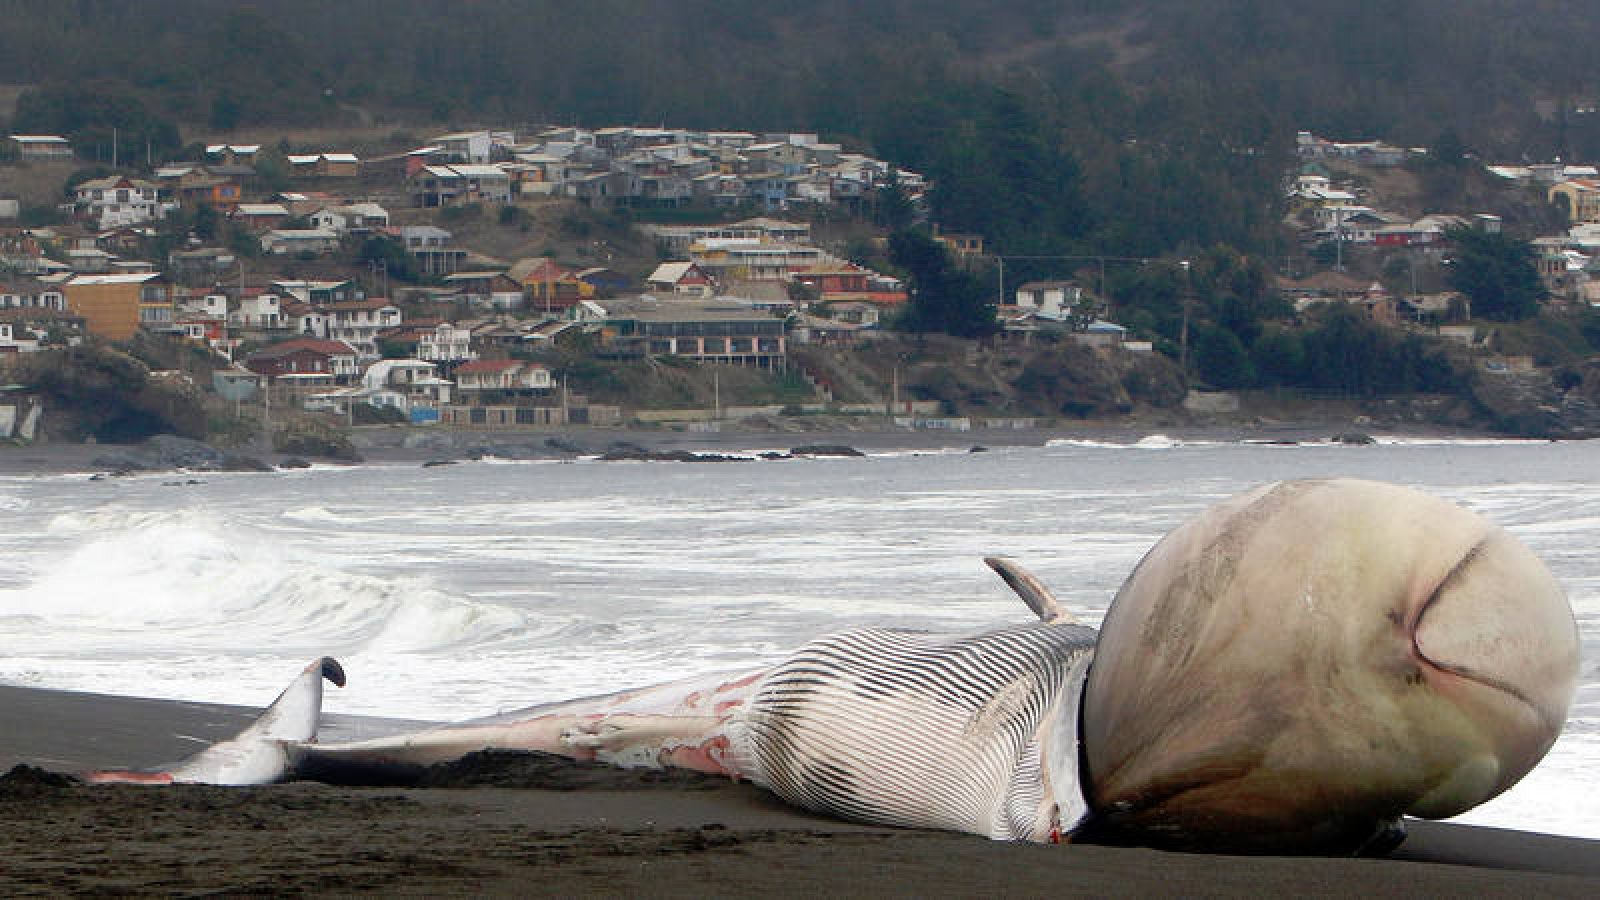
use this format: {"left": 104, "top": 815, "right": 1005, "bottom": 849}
{"left": 9, "top": 2, "right": 1600, "bottom": 263}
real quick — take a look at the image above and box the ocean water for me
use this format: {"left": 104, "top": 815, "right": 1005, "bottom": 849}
{"left": 1, "top": 435, "right": 1595, "bottom": 838}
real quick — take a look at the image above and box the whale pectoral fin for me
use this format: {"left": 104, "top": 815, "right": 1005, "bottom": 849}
{"left": 985, "top": 557, "right": 1078, "bottom": 625}
{"left": 84, "top": 657, "right": 345, "bottom": 786}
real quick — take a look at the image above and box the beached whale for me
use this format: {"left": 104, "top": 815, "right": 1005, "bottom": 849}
{"left": 85, "top": 479, "right": 1580, "bottom": 853}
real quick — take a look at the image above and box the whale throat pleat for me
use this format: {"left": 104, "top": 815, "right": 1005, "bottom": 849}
{"left": 734, "top": 623, "right": 1097, "bottom": 841}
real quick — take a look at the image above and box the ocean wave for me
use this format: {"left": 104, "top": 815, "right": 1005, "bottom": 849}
{"left": 0, "top": 511, "right": 527, "bottom": 656}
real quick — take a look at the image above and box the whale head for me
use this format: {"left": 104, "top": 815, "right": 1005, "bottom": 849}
{"left": 1078, "top": 478, "right": 1579, "bottom": 852}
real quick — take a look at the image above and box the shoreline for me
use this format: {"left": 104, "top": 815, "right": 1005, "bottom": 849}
{"left": 2, "top": 683, "right": 1598, "bottom": 895}
{"left": 0, "top": 417, "right": 1509, "bottom": 477}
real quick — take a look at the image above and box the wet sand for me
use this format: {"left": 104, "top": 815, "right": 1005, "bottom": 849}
{"left": 1, "top": 685, "right": 1597, "bottom": 897}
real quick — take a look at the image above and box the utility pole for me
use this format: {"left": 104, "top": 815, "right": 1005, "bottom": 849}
{"left": 1179, "top": 260, "right": 1193, "bottom": 377}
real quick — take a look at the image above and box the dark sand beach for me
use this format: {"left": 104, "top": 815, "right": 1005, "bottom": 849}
{"left": 1, "top": 685, "right": 1597, "bottom": 897}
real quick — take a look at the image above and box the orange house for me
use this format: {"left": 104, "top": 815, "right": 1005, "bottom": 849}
{"left": 178, "top": 176, "right": 243, "bottom": 212}
{"left": 511, "top": 257, "right": 594, "bottom": 310}
{"left": 62, "top": 273, "right": 171, "bottom": 340}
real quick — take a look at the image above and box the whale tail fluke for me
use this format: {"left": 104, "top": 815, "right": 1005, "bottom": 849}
{"left": 84, "top": 657, "right": 345, "bottom": 786}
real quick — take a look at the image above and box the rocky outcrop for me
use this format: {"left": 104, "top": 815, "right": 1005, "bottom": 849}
{"left": 91, "top": 435, "right": 273, "bottom": 473}
{"left": 1470, "top": 370, "right": 1600, "bottom": 439}
{"left": 598, "top": 447, "right": 751, "bottom": 462}
{"left": 274, "top": 421, "right": 363, "bottom": 462}
{"left": 790, "top": 444, "right": 865, "bottom": 457}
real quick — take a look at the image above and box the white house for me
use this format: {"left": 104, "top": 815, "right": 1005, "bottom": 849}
{"left": 0, "top": 321, "right": 41, "bottom": 354}
{"left": 416, "top": 322, "right": 477, "bottom": 364}
{"left": 645, "top": 261, "right": 716, "bottom": 297}
{"left": 323, "top": 298, "right": 401, "bottom": 359}
{"left": 451, "top": 359, "right": 553, "bottom": 393}
{"left": 309, "top": 202, "right": 390, "bottom": 234}
{"left": 361, "top": 359, "right": 453, "bottom": 412}
{"left": 231, "top": 292, "right": 283, "bottom": 329}
{"left": 176, "top": 292, "right": 230, "bottom": 318}
{"left": 74, "top": 176, "right": 172, "bottom": 228}
{"left": 429, "top": 131, "right": 493, "bottom": 164}
{"left": 1013, "top": 281, "right": 1083, "bottom": 320}
{"left": 281, "top": 301, "right": 327, "bottom": 338}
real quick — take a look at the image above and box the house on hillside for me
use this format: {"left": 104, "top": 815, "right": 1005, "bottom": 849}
{"left": 243, "top": 337, "right": 361, "bottom": 381}
{"left": 645, "top": 261, "right": 715, "bottom": 297}
{"left": 400, "top": 225, "right": 468, "bottom": 275}
{"left": 0, "top": 281, "right": 66, "bottom": 312}
{"left": 1012, "top": 281, "right": 1083, "bottom": 320}
{"left": 441, "top": 271, "right": 525, "bottom": 311}
{"left": 415, "top": 321, "right": 477, "bottom": 364}
{"left": 452, "top": 359, "right": 553, "bottom": 398}
{"left": 61, "top": 272, "right": 170, "bottom": 340}
{"left": 285, "top": 153, "right": 360, "bottom": 178}
{"left": 409, "top": 164, "right": 512, "bottom": 206}
{"left": 280, "top": 300, "right": 327, "bottom": 337}
{"left": 74, "top": 176, "right": 170, "bottom": 228}
{"left": 690, "top": 239, "right": 824, "bottom": 281}
{"left": 272, "top": 279, "right": 358, "bottom": 306}
{"left": 260, "top": 228, "right": 340, "bottom": 255}
{"left": 8, "top": 135, "right": 72, "bottom": 160}
{"left": 362, "top": 359, "right": 454, "bottom": 416}
{"left": 1274, "top": 271, "right": 1371, "bottom": 312}
{"left": 0, "top": 319, "right": 43, "bottom": 354}
{"left": 510, "top": 257, "right": 593, "bottom": 310}
{"left": 164, "top": 165, "right": 252, "bottom": 211}
{"left": 932, "top": 226, "right": 984, "bottom": 258}
{"left": 167, "top": 247, "right": 237, "bottom": 282}
{"left": 604, "top": 299, "right": 786, "bottom": 368}
{"left": 231, "top": 291, "right": 284, "bottom": 330}
{"left": 430, "top": 131, "right": 493, "bottom": 164}
{"left": 309, "top": 203, "right": 389, "bottom": 234}
{"left": 205, "top": 144, "right": 260, "bottom": 166}
{"left": 1549, "top": 179, "right": 1600, "bottom": 224}
{"left": 231, "top": 203, "right": 290, "bottom": 232}
{"left": 323, "top": 298, "right": 401, "bottom": 359}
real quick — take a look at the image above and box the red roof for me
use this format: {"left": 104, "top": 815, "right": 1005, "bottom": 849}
{"left": 251, "top": 337, "right": 357, "bottom": 358}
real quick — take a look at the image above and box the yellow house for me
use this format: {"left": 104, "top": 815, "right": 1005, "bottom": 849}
{"left": 62, "top": 273, "right": 171, "bottom": 340}
{"left": 1548, "top": 179, "right": 1600, "bottom": 223}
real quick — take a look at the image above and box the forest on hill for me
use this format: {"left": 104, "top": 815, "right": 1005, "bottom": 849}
{"left": 7, "top": 0, "right": 1600, "bottom": 269}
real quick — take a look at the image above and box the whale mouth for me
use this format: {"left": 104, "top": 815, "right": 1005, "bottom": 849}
{"left": 1409, "top": 533, "right": 1575, "bottom": 738}
{"left": 1412, "top": 629, "right": 1547, "bottom": 723}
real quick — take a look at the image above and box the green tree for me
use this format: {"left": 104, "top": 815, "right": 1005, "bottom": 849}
{"left": 872, "top": 173, "right": 917, "bottom": 231}
{"left": 887, "top": 229, "right": 995, "bottom": 338}
{"left": 12, "top": 82, "right": 181, "bottom": 163}
{"left": 1196, "top": 326, "right": 1256, "bottom": 389}
{"left": 1300, "top": 305, "right": 1385, "bottom": 395}
{"left": 358, "top": 235, "right": 419, "bottom": 283}
{"left": 1250, "top": 328, "right": 1307, "bottom": 387}
{"left": 209, "top": 91, "right": 242, "bottom": 132}
{"left": 1444, "top": 226, "right": 1545, "bottom": 322}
